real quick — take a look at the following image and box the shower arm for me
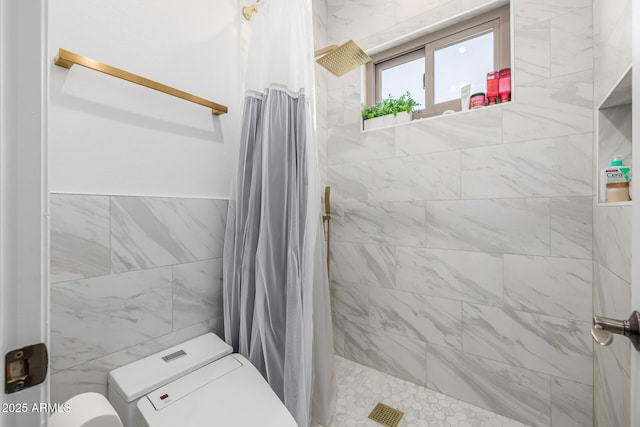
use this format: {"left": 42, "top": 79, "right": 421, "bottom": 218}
{"left": 315, "top": 45, "right": 339, "bottom": 58}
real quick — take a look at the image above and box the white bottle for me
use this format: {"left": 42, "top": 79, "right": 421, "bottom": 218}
{"left": 600, "top": 155, "right": 631, "bottom": 202}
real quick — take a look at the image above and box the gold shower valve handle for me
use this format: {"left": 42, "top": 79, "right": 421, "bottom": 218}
{"left": 324, "top": 186, "right": 331, "bottom": 216}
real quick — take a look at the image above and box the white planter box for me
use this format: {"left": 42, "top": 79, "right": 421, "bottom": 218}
{"left": 362, "top": 111, "right": 412, "bottom": 131}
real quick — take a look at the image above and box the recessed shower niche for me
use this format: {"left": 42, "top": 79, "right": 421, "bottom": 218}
{"left": 596, "top": 65, "right": 632, "bottom": 205}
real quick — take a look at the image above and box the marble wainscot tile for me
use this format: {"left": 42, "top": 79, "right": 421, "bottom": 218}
{"left": 425, "top": 198, "right": 550, "bottom": 255}
{"left": 550, "top": 7, "right": 593, "bottom": 77}
{"left": 593, "top": 262, "right": 631, "bottom": 378}
{"left": 344, "top": 322, "right": 427, "bottom": 386}
{"left": 502, "top": 70, "right": 593, "bottom": 143}
{"left": 550, "top": 196, "right": 593, "bottom": 259}
{"left": 327, "top": 162, "right": 369, "bottom": 203}
{"left": 361, "top": 1, "right": 462, "bottom": 51}
{"left": 462, "top": 304, "right": 592, "bottom": 384}
{"left": 173, "top": 258, "right": 223, "bottom": 331}
{"left": 333, "top": 315, "right": 346, "bottom": 357}
{"left": 504, "top": 255, "right": 592, "bottom": 321}
{"left": 51, "top": 267, "right": 173, "bottom": 372}
{"left": 326, "top": 71, "right": 359, "bottom": 127}
{"left": 111, "top": 197, "right": 227, "bottom": 273}
{"left": 395, "top": 108, "right": 502, "bottom": 156}
{"left": 594, "top": 341, "right": 630, "bottom": 427}
{"left": 328, "top": 200, "right": 348, "bottom": 246}
{"left": 593, "top": 0, "right": 632, "bottom": 105}
{"left": 598, "top": 105, "right": 632, "bottom": 171}
{"left": 327, "top": 87, "right": 346, "bottom": 128}
{"left": 514, "top": 0, "right": 591, "bottom": 27}
{"left": 395, "top": 247, "right": 503, "bottom": 305}
{"left": 393, "top": 0, "right": 451, "bottom": 24}
{"left": 427, "top": 344, "right": 551, "bottom": 427}
{"left": 317, "top": 125, "right": 329, "bottom": 183}
{"left": 367, "top": 151, "right": 460, "bottom": 202}
{"left": 342, "top": 200, "right": 426, "bottom": 246}
{"left": 369, "top": 288, "right": 462, "bottom": 350}
{"left": 330, "top": 281, "right": 369, "bottom": 325}
{"left": 312, "top": 0, "right": 328, "bottom": 47}
{"left": 207, "top": 316, "right": 225, "bottom": 338}
{"left": 593, "top": 205, "right": 632, "bottom": 282}
{"left": 461, "top": 133, "right": 592, "bottom": 198}
{"left": 327, "top": 0, "right": 395, "bottom": 46}
{"left": 593, "top": 262, "right": 630, "bottom": 427}
{"left": 329, "top": 241, "right": 396, "bottom": 288}
{"left": 326, "top": 0, "right": 346, "bottom": 16}
{"left": 551, "top": 377, "right": 593, "bottom": 427}
{"left": 51, "top": 322, "right": 211, "bottom": 404}
{"left": 514, "top": 20, "right": 550, "bottom": 85}
{"left": 340, "top": 72, "right": 363, "bottom": 126}
{"left": 327, "top": 124, "right": 395, "bottom": 166}
{"left": 460, "top": 0, "right": 496, "bottom": 14}
{"left": 50, "top": 194, "right": 110, "bottom": 283}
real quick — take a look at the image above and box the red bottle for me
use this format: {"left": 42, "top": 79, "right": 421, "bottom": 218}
{"left": 470, "top": 93, "right": 486, "bottom": 108}
{"left": 486, "top": 71, "right": 499, "bottom": 105}
{"left": 498, "top": 68, "right": 511, "bottom": 102}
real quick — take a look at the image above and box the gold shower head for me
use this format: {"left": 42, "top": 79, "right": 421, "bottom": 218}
{"left": 314, "top": 40, "right": 371, "bottom": 77}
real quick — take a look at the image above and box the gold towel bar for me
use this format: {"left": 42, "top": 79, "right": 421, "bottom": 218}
{"left": 54, "top": 48, "right": 228, "bottom": 116}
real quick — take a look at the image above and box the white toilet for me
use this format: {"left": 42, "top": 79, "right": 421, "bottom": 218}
{"left": 106, "top": 333, "right": 298, "bottom": 427}
{"left": 52, "top": 333, "right": 298, "bottom": 427}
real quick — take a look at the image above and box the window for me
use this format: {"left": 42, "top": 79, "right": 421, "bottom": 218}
{"left": 366, "top": 5, "right": 510, "bottom": 118}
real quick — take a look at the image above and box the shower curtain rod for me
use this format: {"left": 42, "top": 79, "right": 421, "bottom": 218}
{"left": 54, "top": 48, "right": 228, "bottom": 115}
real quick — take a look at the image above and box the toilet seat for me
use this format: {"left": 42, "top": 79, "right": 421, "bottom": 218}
{"left": 136, "top": 354, "right": 297, "bottom": 427}
{"left": 107, "top": 333, "right": 297, "bottom": 427}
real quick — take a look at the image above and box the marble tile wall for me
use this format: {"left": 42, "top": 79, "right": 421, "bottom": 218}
{"left": 314, "top": 0, "right": 329, "bottom": 183}
{"left": 324, "top": 0, "right": 595, "bottom": 426}
{"left": 593, "top": 0, "right": 631, "bottom": 107}
{"left": 592, "top": 2, "right": 633, "bottom": 426}
{"left": 49, "top": 193, "right": 227, "bottom": 404}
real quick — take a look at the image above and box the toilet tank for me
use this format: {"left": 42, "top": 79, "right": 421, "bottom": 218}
{"left": 107, "top": 333, "right": 233, "bottom": 427}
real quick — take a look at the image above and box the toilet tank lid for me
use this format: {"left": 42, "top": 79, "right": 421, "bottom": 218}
{"left": 108, "top": 333, "right": 232, "bottom": 402}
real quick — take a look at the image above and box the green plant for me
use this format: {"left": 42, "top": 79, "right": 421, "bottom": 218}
{"left": 361, "top": 91, "right": 422, "bottom": 120}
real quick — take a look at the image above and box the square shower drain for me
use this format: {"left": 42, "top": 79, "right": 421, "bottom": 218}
{"left": 368, "top": 402, "right": 404, "bottom": 427}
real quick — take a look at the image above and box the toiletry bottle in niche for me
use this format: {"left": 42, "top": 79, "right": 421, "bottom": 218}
{"left": 630, "top": 159, "right": 633, "bottom": 200}
{"left": 601, "top": 155, "right": 631, "bottom": 202}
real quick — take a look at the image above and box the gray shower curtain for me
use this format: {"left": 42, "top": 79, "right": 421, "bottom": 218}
{"left": 222, "top": 1, "right": 336, "bottom": 425}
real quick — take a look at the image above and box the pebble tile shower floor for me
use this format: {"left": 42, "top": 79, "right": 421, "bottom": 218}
{"left": 332, "top": 356, "right": 526, "bottom": 427}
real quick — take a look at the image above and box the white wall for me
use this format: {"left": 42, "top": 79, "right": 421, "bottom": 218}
{"left": 49, "top": 0, "right": 244, "bottom": 198}
{"left": 1, "top": 0, "right": 49, "bottom": 425}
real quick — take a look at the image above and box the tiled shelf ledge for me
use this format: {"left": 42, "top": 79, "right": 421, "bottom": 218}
{"left": 360, "top": 101, "right": 510, "bottom": 133}
{"left": 596, "top": 200, "right": 633, "bottom": 207}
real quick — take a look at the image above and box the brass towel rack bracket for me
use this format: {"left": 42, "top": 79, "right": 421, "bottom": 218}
{"left": 54, "top": 48, "right": 228, "bottom": 116}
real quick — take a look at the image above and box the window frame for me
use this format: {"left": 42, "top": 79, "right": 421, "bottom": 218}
{"left": 365, "top": 5, "right": 510, "bottom": 119}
